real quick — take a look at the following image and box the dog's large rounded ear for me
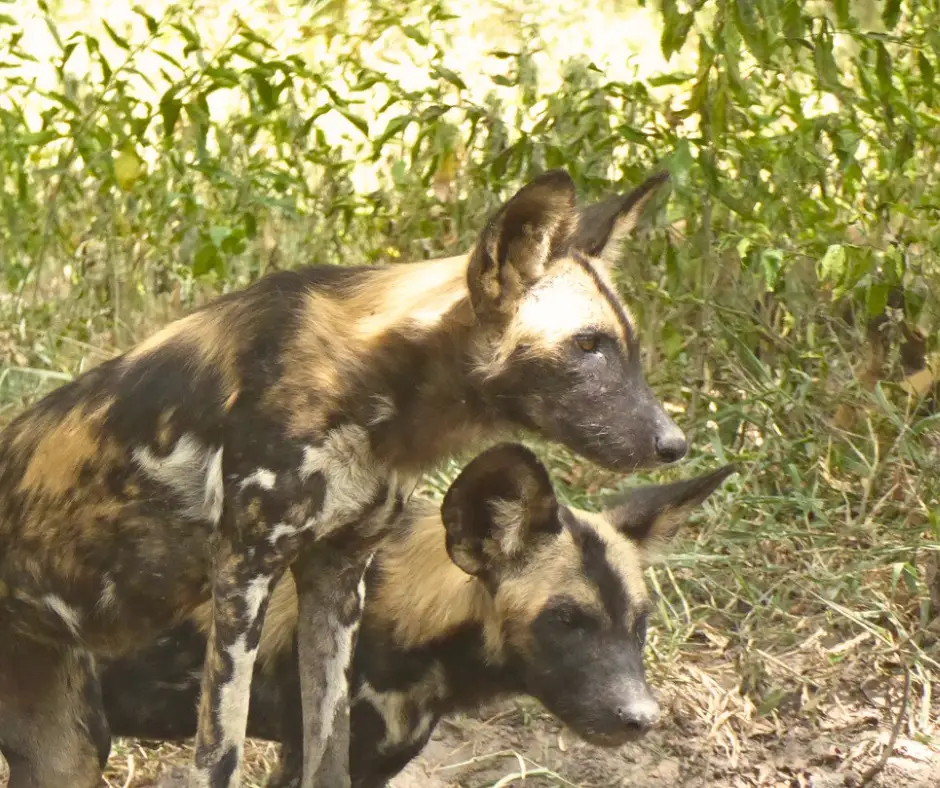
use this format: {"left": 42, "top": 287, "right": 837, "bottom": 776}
{"left": 467, "top": 170, "right": 577, "bottom": 318}
{"left": 441, "top": 443, "right": 561, "bottom": 578}
{"left": 569, "top": 171, "right": 670, "bottom": 266}
{"left": 607, "top": 464, "right": 737, "bottom": 562}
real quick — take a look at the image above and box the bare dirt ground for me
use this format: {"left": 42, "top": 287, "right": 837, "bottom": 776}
{"left": 78, "top": 661, "right": 938, "bottom": 788}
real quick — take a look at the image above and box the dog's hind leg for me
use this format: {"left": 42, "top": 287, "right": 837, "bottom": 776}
{"left": 0, "top": 640, "right": 110, "bottom": 788}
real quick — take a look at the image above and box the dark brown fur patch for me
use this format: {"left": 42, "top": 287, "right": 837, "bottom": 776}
{"left": 2, "top": 169, "right": 682, "bottom": 788}
{"left": 99, "top": 453, "right": 735, "bottom": 788}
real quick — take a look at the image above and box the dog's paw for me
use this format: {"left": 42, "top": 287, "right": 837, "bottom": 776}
{"left": 135, "top": 763, "right": 193, "bottom": 788}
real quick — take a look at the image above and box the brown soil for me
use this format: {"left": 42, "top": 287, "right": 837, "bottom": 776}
{"left": 1, "top": 657, "right": 937, "bottom": 788}
{"left": 387, "top": 694, "right": 939, "bottom": 788}
{"left": 82, "top": 667, "right": 938, "bottom": 788}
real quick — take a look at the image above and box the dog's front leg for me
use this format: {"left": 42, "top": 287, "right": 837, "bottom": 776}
{"left": 291, "top": 548, "right": 371, "bottom": 788}
{"left": 179, "top": 533, "right": 281, "bottom": 788}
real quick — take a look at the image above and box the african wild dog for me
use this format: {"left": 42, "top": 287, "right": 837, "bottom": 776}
{"left": 0, "top": 168, "right": 685, "bottom": 788}
{"left": 99, "top": 444, "right": 737, "bottom": 788}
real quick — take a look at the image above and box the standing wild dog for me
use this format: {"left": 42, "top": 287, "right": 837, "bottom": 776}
{"left": 0, "top": 168, "right": 686, "bottom": 788}
{"left": 99, "top": 444, "right": 737, "bottom": 788}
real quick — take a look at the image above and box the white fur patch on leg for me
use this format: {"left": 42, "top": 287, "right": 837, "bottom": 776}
{"left": 217, "top": 635, "right": 259, "bottom": 748}
{"left": 243, "top": 574, "right": 272, "bottom": 623}
{"left": 318, "top": 615, "right": 357, "bottom": 745}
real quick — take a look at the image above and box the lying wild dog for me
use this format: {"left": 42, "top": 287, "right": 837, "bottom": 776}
{"left": 100, "top": 444, "right": 737, "bottom": 788}
{"left": 0, "top": 169, "right": 685, "bottom": 788}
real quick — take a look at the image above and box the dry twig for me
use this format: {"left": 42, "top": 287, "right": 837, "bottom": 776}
{"left": 859, "top": 668, "right": 912, "bottom": 787}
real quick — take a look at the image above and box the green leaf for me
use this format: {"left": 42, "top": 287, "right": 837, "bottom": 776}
{"left": 882, "top": 0, "right": 902, "bottom": 30}
{"left": 171, "top": 22, "right": 201, "bottom": 54}
{"left": 238, "top": 27, "right": 275, "bottom": 50}
{"left": 193, "top": 241, "right": 223, "bottom": 277}
{"left": 817, "top": 244, "right": 846, "bottom": 284}
{"left": 18, "top": 130, "right": 59, "bottom": 147}
{"left": 60, "top": 41, "right": 78, "bottom": 68}
{"left": 666, "top": 138, "right": 695, "bottom": 184}
{"left": 661, "top": 11, "right": 695, "bottom": 60}
{"left": 205, "top": 66, "right": 241, "bottom": 88}
{"left": 761, "top": 248, "right": 785, "bottom": 291}
{"left": 875, "top": 42, "right": 894, "bottom": 123}
{"left": 45, "top": 90, "right": 80, "bottom": 113}
{"left": 336, "top": 107, "right": 369, "bottom": 136}
{"left": 685, "top": 70, "right": 711, "bottom": 118}
{"left": 0, "top": 12, "right": 16, "bottom": 24}
{"left": 919, "top": 52, "right": 934, "bottom": 106}
{"left": 154, "top": 50, "right": 184, "bottom": 71}
{"left": 401, "top": 25, "right": 429, "bottom": 46}
{"left": 132, "top": 5, "right": 159, "bottom": 35}
{"left": 159, "top": 90, "right": 181, "bottom": 136}
{"left": 733, "top": 0, "right": 770, "bottom": 63}
{"left": 252, "top": 72, "right": 276, "bottom": 111}
{"left": 661, "top": 323, "right": 685, "bottom": 361}
{"left": 781, "top": 0, "right": 804, "bottom": 40}
{"left": 209, "top": 225, "right": 233, "bottom": 248}
{"left": 712, "top": 80, "right": 728, "bottom": 136}
{"left": 647, "top": 71, "right": 695, "bottom": 86}
{"left": 931, "top": 29, "right": 940, "bottom": 60}
{"left": 895, "top": 127, "right": 914, "bottom": 168}
{"left": 616, "top": 124, "right": 648, "bottom": 144}
{"left": 432, "top": 64, "right": 467, "bottom": 91}
{"left": 876, "top": 42, "right": 893, "bottom": 96}
{"left": 867, "top": 283, "right": 891, "bottom": 317}
{"left": 102, "top": 20, "right": 131, "bottom": 50}
{"left": 832, "top": 0, "right": 850, "bottom": 27}
{"left": 814, "top": 29, "right": 841, "bottom": 93}
{"left": 374, "top": 113, "right": 413, "bottom": 149}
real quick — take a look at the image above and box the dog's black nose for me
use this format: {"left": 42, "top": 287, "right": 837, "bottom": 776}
{"left": 654, "top": 427, "right": 688, "bottom": 463}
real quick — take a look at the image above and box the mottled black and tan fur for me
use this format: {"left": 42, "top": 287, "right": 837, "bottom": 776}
{"left": 100, "top": 444, "right": 737, "bottom": 788}
{"left": 0, "top": 169, "right": 684, "bottom": 788}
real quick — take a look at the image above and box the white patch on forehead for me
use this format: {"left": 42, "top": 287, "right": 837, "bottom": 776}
{"left": 43, "top": 594, "right": 81, "bottom": 635}
{"left": 133, "top": 436, "right": 224, "bottom": 524}
{"left": 513, "top": 261, "right": 632, "bottom": 345}
{"left": 239, "top": 468, "right": 276, "bottom": 491}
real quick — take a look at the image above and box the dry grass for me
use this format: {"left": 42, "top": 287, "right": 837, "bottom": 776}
{"left": 1, "top": 1, "right": 938, "bottom": 785}
{"left": 1, "top": 310, "right": 938, "bottom": 786}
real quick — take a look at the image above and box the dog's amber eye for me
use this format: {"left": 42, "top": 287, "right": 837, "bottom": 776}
{"left": 575, "top": 334, "right": 601, "bottom": 353}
